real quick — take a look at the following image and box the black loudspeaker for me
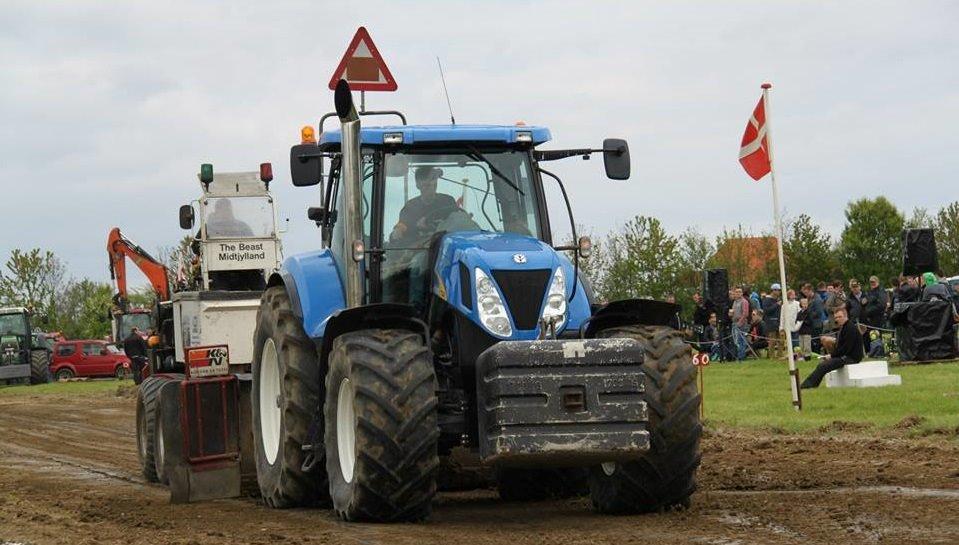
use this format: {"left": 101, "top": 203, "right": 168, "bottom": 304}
{"left": 703, "top": 268, "right": 730, "bottom": 308}
{"left": 902, "top": 229, "right": 938, "bottom": 276}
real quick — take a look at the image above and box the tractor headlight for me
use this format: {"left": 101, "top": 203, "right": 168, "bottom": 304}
{"left": 474, "top": 268, "right": 512, "bottom": 337}
{"left": 540, "top": 268, "right": 567, "bottom": 330}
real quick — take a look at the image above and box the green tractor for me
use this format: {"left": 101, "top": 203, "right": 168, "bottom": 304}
{"left": 0, "top": 307, "right": 52, "bottom": 385}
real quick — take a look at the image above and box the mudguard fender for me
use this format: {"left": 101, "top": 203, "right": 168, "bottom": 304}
{"left": 268, "top": 250, "right": 346, "bottom": 339}
{"left": 318, "top": 303, "right": 428, "bottom": 370}
{"left": 584, "top": 298, "right": 681, "bottom": 337}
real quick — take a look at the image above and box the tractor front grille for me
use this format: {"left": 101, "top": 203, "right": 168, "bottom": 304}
{"left": 491, "top": 269, "right": 551, "bottom": 331}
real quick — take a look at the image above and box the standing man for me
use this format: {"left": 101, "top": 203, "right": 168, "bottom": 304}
{"left": 847, "top": 280, "right": 865, "bottom": 323}
{"left": 801, "top": 307, "right": 864, "bottom": 389}
{"left": 691, "top": 292, "right": 710, "bottom": 344}
{"left": 801, "top": 283, "right": 825, "bottom": 354}
{"left": 762, "top": 284, "right": 783, "bottom": 357}
{"left": 728, "top": 287, "right": 751, "bottom": 360}
{"left": 825, "top": 280, "right": 846, "bottom": 331}
{"left": 863, "top": 276, "right": 888, "bottom": 353}
{"left": 123, "top": 327, "right": 148, "bottom": 384}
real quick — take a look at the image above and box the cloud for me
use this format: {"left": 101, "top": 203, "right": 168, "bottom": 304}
{"left": 1, "top": 1, "right": 957, "bottom": 284}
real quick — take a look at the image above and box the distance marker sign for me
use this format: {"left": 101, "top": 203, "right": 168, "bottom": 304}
{"left": 328, "top": 27, "right": 397, "bottom": 91}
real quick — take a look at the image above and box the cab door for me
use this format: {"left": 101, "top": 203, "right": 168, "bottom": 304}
{"left": 81, "top": 342, "right": 110, "bottom": 376}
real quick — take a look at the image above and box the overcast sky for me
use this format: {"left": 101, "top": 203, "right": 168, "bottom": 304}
{"left": 2, "top": 1, "right": 957, "bottom": 287}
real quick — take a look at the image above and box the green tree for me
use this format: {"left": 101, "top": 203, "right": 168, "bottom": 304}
{"left": 0, "top": 248, "right": 65, "bottom": 315}
{"left": 905, "top": 206, "right": 934, "bottom": 229}
{"left": 673, "top": 228, "right": 715, "bottom": 312}
{"left": 49, "top": 280, "right": 113, "bottom": 339}
{"left": 564, "top": 226, "right": 608, "bottom": 299}
{"left": 934, "top": 201, "right": 959, "bottom": 275}
{"left": 838, "top": 197, "right": 904, "bottom": 283}
{"left": 783, "top": 214, "right": 839, "bottom": 285}
{"left": 599, "top": 216, "right": 682, "bottom": 302}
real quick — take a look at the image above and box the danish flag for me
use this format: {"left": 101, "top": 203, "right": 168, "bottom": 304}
{"left": 739, "top": 95, "right": 771, "bottom": 181}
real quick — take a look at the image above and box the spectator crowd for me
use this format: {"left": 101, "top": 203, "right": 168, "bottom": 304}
{"left": 683, "top": 273, "right": 959, "bottom": 364}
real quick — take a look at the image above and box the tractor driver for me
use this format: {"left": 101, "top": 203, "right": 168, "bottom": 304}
{"left": 389, "top": 166, "right": 457, "bottom": 243}
{"left": 207, "top": 199, "right": 254, "bottom": 238}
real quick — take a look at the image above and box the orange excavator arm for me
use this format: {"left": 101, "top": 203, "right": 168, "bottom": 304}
{"left": 107, "top": 227, "right": 171, "bottom": 307}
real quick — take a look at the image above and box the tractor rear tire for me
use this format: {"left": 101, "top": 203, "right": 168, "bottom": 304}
{"left": 154, "top": 378, "right": 184, "bottom": 486}
{"left": 325, "top": 329, "right": 439, "bottom": 522}
{"left": 252, "top": 286, "right": 327, "bottom": 508}
{"left": 588, "top": 325, "right": 702, "bottom": 514}
{"left": 136, "top": 375, "right": 176, "bottom": 483}
{"left": 496, "top": 468, "right": 588, "bottom": 501}
{"left": 30, "top": 350, "right": 51, "bottom": 384}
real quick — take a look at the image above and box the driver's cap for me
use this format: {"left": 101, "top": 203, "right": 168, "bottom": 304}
{"left": 415, "top": 166, "right": 443, "bottom": 182}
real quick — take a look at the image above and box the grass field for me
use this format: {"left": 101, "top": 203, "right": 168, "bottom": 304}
{"left": 703, "top": 358, "right": 959, "bottom": 433}
{"left": 3, "top": 360, "right": 958, "bottom": 435}
{"left": 0, "top": 378, "right": 127, "bottom": 397}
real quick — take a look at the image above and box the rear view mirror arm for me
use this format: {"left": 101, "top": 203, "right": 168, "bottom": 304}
{"left": 535, "top": 144, "right": 627, "bottom": 162}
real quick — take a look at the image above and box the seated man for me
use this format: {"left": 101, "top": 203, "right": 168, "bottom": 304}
{"left": 387, "top": 166, "right": 457, "bottom": 312}
{"left": 748, "top": 309, "right": 768, "bottom": 355}
{"left": 389, "top": 166, "right": 457, "bottom": 244}
{"left": 699, "top": 312, "right": 722, "bottom": 361}
{"left": 206, "top": 199, "right": 253, "bottom": 238}
{"left": 800, "top": 307, "right": 864, "bottom": 389}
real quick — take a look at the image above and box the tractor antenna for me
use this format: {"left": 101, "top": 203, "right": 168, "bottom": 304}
{"left": 437, "top": 56, "right": 456, "bottom": 125}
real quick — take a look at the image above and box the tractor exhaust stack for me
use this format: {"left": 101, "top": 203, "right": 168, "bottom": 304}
{"left": 335, "top": 79, "right": 365, "bottom": 308}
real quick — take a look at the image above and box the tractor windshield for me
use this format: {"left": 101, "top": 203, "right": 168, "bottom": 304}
{"left": 0, "top": 313, "right": 28, "bottom": 337}
{"left": 204, "top": 197, "right": 275, "bottom": 239}
{"left": 119, "top": 313, "right": 153, "bottom": 335}
{"left": 383, "top": 150, "right": 540, "bottom": 243}
{"left": 380, "top": 149, "right": 541, "bottom": 307}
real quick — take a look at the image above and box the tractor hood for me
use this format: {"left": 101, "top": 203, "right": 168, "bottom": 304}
{"left": 433, "top": 231, "right": 590, "bottom": 340}
{"left": 437, "top": 232, "right": 563, "bottom": 282}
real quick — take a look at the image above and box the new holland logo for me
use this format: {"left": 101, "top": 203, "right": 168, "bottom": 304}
{"left": 512, "top": 253, "right": 527, "bottom": 264}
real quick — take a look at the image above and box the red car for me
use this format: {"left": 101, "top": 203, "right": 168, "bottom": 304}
{"left": 51, "top": 340, "right": 130, "bottom": 380}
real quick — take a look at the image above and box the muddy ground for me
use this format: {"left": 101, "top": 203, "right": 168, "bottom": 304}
{"left": 1, "top": 388, "right": 958, "bottom": 545}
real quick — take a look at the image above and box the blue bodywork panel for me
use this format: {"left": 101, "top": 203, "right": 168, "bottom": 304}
{"left": 280, "top": 249, "right": 346, "bottom": 339}
{"left": 433, "top": 232, "right": 592, "bottom": 340}
{"left": 281, "top": 232, "right": 591, "bottom": 342}
{"left": 319, "top": 124, "right": 552, "bottom": 147}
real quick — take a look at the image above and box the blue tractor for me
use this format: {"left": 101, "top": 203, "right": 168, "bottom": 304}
{"left": 251, "top": 81, "right": 701, "bottom": 521}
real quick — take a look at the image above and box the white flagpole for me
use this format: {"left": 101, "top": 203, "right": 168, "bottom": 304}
{"left": 762, "top": 82, "right": 802, "bottom": 411}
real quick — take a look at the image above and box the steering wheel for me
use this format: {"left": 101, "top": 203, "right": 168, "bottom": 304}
{"left": 417, "top": 203, "right": 460, "bottom": 233}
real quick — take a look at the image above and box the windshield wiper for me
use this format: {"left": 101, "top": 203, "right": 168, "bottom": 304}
{"left": 466, "top": 146, "right": 524, "bottom": 195}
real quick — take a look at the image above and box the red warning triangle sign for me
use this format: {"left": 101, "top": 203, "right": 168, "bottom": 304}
{"left": 328, "top": 27, "right": 398, "bottom": 92}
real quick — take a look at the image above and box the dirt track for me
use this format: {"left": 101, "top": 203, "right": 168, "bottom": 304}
{"left": 2, "top": 387, "right": 959, "bottom": 545}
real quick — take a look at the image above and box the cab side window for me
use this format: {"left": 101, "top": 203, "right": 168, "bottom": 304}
{"left": 57, "top": 344, "right": 76, "bottom": 357}
{"left": 82, "top": 343, "right": 100, "bottom": 357}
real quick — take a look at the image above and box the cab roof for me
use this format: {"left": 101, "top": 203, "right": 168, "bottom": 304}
{"left": 318, "top": 124, "right": 551, "bottom": 147}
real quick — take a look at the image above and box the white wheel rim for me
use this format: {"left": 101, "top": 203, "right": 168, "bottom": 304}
{"left": 337, "top": 377, "right": 357, "bottom": 483}
{"left": 601, "top": 462, "right": 617, "bottom": 476}
{"left": 259, "top": 338, "right": 281, "bottom": 465}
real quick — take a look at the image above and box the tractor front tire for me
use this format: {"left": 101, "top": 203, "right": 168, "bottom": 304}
{"left": 589, "top": 325, "right": 702, "bottom": 514}
{"left": 136, "top": 375, "right": 177, "bottom": 483}
{"left": 325, "top": 329, "right": 439, "bottom": 522}
{"left": 252, "top": 286, "right": 327, "bottom": 508}
{"left": 30, "top": 350, "right": 51, "bottom": 384}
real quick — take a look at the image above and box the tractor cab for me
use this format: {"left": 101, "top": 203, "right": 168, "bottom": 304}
{"left": 179, "top": 165, "right": 282, "bottom": 291}
{"left": 293, "top": 121, "right": 626, "bottom": 340}
{"left": 0, "top": 307, "right": 51, "bottom": 385}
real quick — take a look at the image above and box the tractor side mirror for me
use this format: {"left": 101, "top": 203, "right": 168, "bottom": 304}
{"left": 290, "top": 144, "right": 322, "bottom": 187}
{"left": 602, "top": 138, "right": 630, "bottom": 180}
{"left": 179, "top": 205, "right": 194, "bottom": 230}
